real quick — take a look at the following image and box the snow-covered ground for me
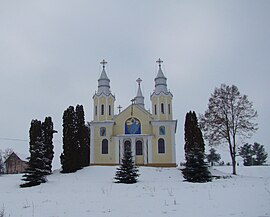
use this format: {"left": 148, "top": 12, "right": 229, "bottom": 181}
{"left": 1, "top": 166, "right": 270, "bottom": 217}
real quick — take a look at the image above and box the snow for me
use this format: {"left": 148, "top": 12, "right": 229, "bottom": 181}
{"left": 1, "top": 166, "right": 270, "bottom": 217}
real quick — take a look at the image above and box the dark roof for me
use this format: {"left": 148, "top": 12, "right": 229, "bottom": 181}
{"left": 4, "top": 152, "right": 28, "bottom": 164}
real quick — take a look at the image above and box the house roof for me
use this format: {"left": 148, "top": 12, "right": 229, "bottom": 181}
{"left": 4, "top": 152, "right": 29, "bottom": 163}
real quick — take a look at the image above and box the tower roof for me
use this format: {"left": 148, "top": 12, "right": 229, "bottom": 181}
{"left": 97, "top": 59, "right": 111, "bottom": 95}
{"left": 134, "top": 78, "right": 145, "bottom": 108}
{"left": 153, "top": 58, "right": 168, "bottom": 94}
{"left": 156, "top": 67, "right": 167, "bottom": 80}
{"left": 99, "top": 68, "right": 109, "bottom": 80}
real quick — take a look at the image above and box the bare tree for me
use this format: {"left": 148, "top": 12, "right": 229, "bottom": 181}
{"left": 200, "top": 84, "right": 258, "bottom": 174}
{"left": 3, "top": 148, "right": 14, "bottom": 161}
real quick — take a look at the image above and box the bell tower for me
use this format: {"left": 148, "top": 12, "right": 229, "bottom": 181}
{"left": 150, "top": 58, "right": 173, "bottom": 121}
{"left": 93, "top": 59, "right": 115, "bottom": 121}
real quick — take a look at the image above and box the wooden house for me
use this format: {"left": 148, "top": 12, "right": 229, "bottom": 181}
{"left": 4, "top": 152, "right": 28, "bottom": 174}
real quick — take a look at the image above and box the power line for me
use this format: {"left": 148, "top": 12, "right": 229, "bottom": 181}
{"left": 0, "top": 137, "right": 62, "bottom": 143}
{"left": 0, "top": 137, "right": 28, "bottom": 142}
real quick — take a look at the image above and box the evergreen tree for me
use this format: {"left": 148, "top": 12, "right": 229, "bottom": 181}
{"left": 206, "top": 148, "right": 221, "bottom": 166}
{"left": 114, "top": 147, "right": 139, "bottom": 184}
{"left": 21, "top": 120, "right": 48, "bottom": 187}
{"left": 42, "top": 117, "right": 57, "bottom": 174}
{"left": 61, "top": 105, "right": 90, "bottom": 173}
{"left": 239, "top": 143, "right": 254, "bottom": 166}
{"left": 239, "top": 142, "right": 268, "bottom": 166}
{"left": 75, "top": 105, "right": 90, "bottom": 168}
{"left": 61, "top": 106, "right": 79, "bottom": 173}
{"left": 253, "top": 142, "right": 268, "bottom": 165}
{"left": 181, "top": 111, "right": 211, "bottom": 182}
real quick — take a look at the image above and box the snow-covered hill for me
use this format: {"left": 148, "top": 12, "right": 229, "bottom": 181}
{"left": 1, "top": 166, "right": 270, "bottom": 217}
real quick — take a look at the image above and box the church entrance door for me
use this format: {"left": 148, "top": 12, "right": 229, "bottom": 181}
{"left": 124, "top": 140, "right": 131, "bottom": 153}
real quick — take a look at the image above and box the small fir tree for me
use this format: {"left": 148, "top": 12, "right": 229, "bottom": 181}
{"left": 206, "top": 148, "right": 221, "bottom": 166}
{"left": 181, "top": 111, "right": 212, "bottom": 182}
{"left": 114, "top": 147, "right": 139, "bottom": 184}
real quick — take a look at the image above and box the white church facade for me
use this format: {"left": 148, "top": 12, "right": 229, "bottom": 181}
{"left": 89, "top": 59, "right": 177, "bottom": 167}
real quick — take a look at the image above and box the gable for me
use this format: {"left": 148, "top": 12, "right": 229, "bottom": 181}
{"left": 113, "top": 105, "right": 153, "bottom": 135}
{"left": 4, "top": 152, "right": 28, "bottom": 164}
{"left": 4, "top": 152, "right": 17, "bottom": 163}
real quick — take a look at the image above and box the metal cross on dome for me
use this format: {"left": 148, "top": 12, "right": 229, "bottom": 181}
{"left": 156, "top": 58, "right": 163, "bottom": 68}
{"left": 100, "top": 59, "right": 107, "bottom": 69}
{"left": 136, "top": 78, "right": 142, "bottom": 86}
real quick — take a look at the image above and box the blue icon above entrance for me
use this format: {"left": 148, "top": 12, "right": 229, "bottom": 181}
{"left": 125, "top": 117, "right": 141, "bottom": 134}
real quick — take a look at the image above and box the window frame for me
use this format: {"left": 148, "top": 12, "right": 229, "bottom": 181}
{"left": 158, "top": 138, "right": 165, "bottom": 154}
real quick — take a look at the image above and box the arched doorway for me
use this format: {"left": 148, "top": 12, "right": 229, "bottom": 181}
{"left": 124, "top": 140, "right": 131, "bottom": 153}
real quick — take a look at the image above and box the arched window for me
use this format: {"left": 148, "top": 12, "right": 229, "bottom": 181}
{"left": 159, "top": 126, "right": 165, "bottom": 135}
{"left": 101, "top": 104, "right": 105, "bottom": 115}
{"left": 95, "top": 106, "right": 97, "bottom": 116}
{"left": 136, "top": 140, "right": 143, "bottom": 155}
{"left": 102, "top": 139, "right": 108, "bottom": 154}
{"left": 161, "top": 103, "right": 164, "bottom": 114}
{"left": 154, "top": 104, "right": 157, "bottom": 115}
{"left": 168, "top": 104, "right": 171, "bottom": 115}
{"left": 100, "top": 127, "right": 106, "bottom": 136}
{"left": 158, "top": 138, "right": 165, "bottom": 154}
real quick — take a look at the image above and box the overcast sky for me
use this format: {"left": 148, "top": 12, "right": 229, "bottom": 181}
{"left": 1, "top": 1, "right": 270, "bottom": 168}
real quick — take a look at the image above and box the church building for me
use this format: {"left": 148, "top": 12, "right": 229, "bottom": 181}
{"left": 89, "top": 59, "right": 177, "bottom": 167}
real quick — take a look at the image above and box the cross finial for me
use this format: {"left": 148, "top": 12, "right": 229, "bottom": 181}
{"left": 131, "top": 98, "right": 135, "bottom": 105}
{"left": 100, "top": 59, "right": 107, "bottom": 69}
{"left": 156, "top": 58, "right": 163, "bottom": 68}
{"left": 117, "top": 105, "right": 122, "bottom": 113}
{"left": 136, "top": 78, "right": 142, "bottom": 86}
